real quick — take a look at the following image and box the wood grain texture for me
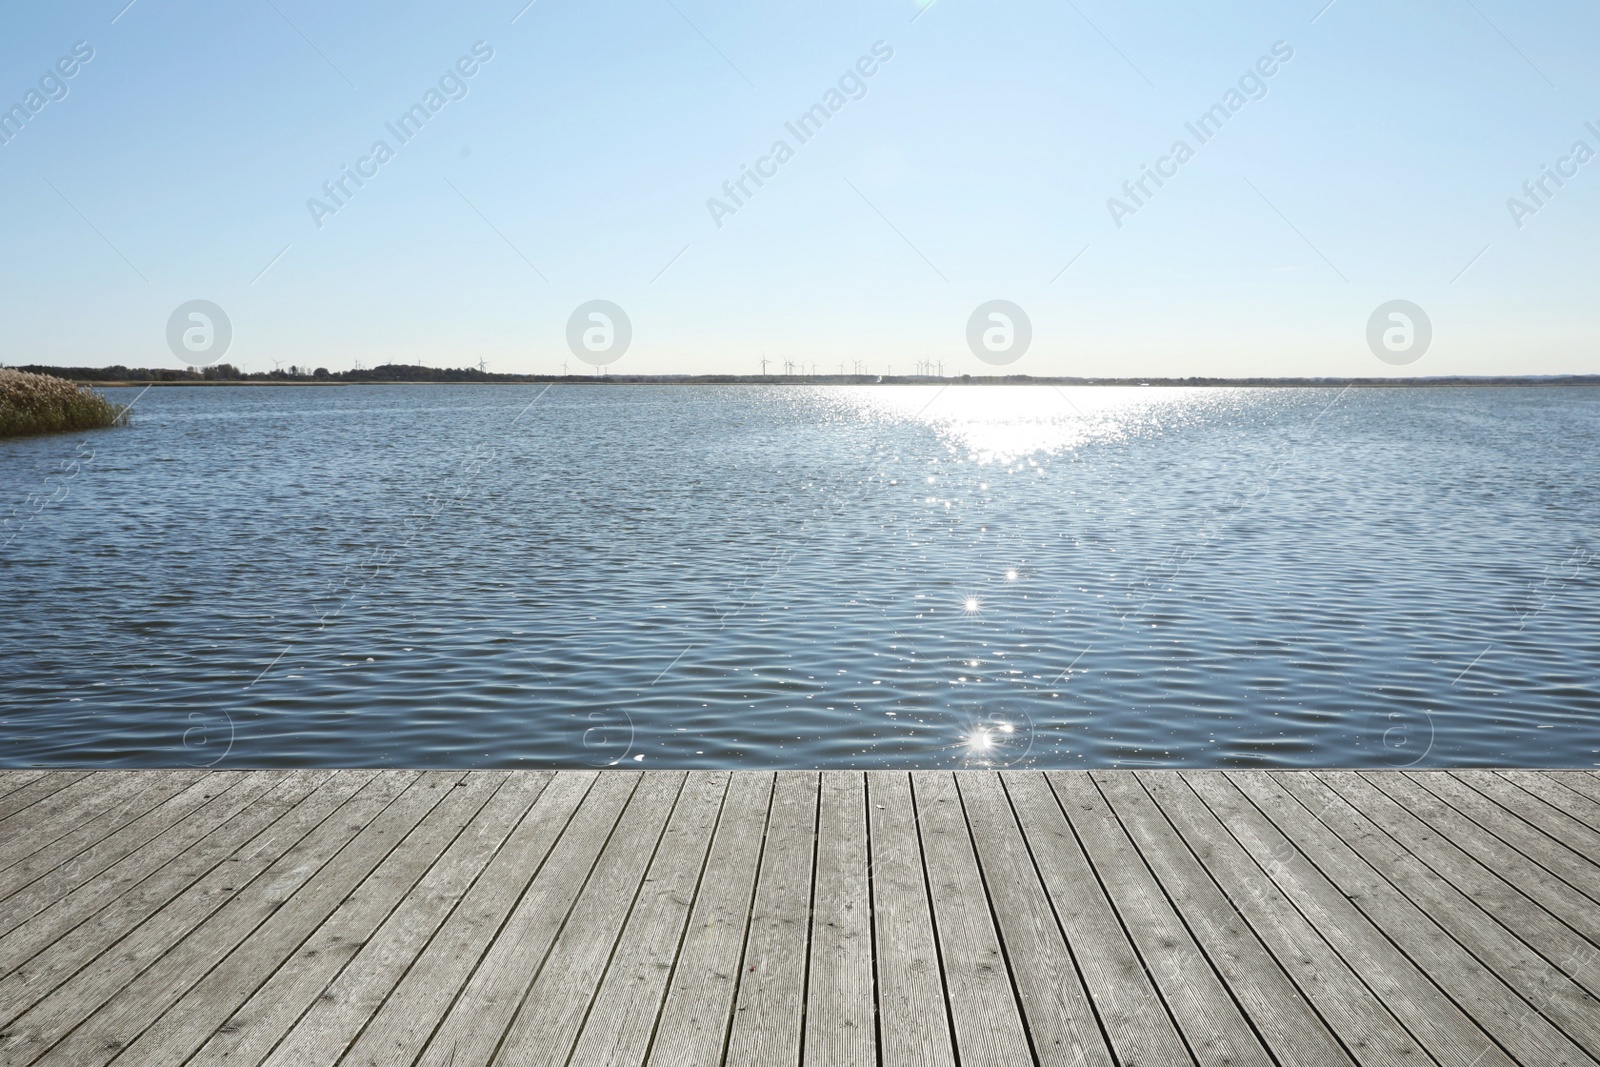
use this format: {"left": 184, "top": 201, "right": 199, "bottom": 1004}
{"left": 912, "top": 771, "right": 1032, "bottom": 1067}
{"left": 0, "top": 770, "right": 1594, "bottom": 1067}
{"left": 724, "top": 771, "right": 818, "bottom": 1067}
{"left": 865, "top": 771, "right": 954, "bottom": 1067}
{"left": 802, "top": 770, "right": 874, "bottom": 1067}
{"left": 646, "top": 772, "right": 774, "bottom": 1067}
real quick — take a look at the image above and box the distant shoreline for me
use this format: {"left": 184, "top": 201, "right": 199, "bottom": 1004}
{"left": 17, "top": 366, "right": 1600, "bottom": 389}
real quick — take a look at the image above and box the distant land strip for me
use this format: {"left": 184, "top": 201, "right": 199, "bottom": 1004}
{"left": 11, "top": 364, "right": 1600, "bottom": 388}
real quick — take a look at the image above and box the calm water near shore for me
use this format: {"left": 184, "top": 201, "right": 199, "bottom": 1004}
{"left": 2, "top": 384, "right": 1596, "bottom": 769}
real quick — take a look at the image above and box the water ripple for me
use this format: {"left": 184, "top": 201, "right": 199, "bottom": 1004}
{"left": 1, "top": 384, "right": 1596, "bottom": 768}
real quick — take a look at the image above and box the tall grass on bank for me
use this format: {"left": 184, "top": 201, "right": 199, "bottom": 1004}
{"left": 0, "top": 369, "right": 131, "bottom": 437}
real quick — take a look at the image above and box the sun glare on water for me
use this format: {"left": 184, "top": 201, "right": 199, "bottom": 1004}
{"left": 834, "top": 385, "right": 1250, "bottom": 465}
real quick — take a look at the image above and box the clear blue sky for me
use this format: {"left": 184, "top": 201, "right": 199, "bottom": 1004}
{"left": 2, "top": 0, "right": 1596, "bottom": 376}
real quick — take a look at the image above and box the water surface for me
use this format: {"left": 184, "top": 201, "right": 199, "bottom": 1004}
{"left": 2, "top": 384, "right": 1596, "bottom": 769}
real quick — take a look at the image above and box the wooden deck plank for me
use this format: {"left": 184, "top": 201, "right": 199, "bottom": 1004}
{"left": 0, "top": 771, "right": 194, "bottom": 884}
{"left": 1411, "top": 772, "right": 1600, "bottom": 900}
{"left": 1542, "top": 771, "right": 1600, "bottom": 807}
{"left": 0, "top": 769, "right": 349, "bottom": 1031}
{"left": 330, "top": 770, "right": 598, "bottom": 1067}
{"left": 0, "top": 771, "right": 307, "bottom": 968}
{"left": 1089, "top": 772, "right": 1356, "bottom": 1067}
{"left": 0, "top": 773, "right": 52, "bottom": 807}
{"left": 486, "top": 771, "right": 691, "bottom": 1067}
{"left": 1229, "top": 771, "right": 1596, "bottom": 1066}
{"left": 1041, "top": 771, "right": 1270, "bottom": 1067}
{"left": 722, "top": 771, "right": 819, "bottom": 1067}
{"left": 0, "top": 772, "right": 266, "bottom": 941}
{"left": 801, "top": 770, "right": 874, "bottom": 1067}
{"left": 0, "top": 771, "right": 140, "bottom": 839}
{"left": 1136, "top": 771, "right": 1428, "bottom": 1067}
{"left": 1454, "top": 771, "right": 1600, "bottom": 891}
{"left": 0, "top": 772, "right": 90, "bottom": 825}
{"left": 0, "top": 768, "right": 389, "bottom": 1065}
{"left": 1395, "top": 771, "right": 1600, "bottom": 927}
{"left": 32, "top": 771, "right": 445, "bottom": 1067}
{"left": 238, "top": 771, "right": 555, "bottom": 1067}
{"left": 1499, "top": 770, "right": 1600, "bottom": 831}
{"left": 912, "top": 771, "right": 1032, "bottom": 1067}
{"left": 959, "top": 772, "right": 1117, "bottom": 1067}
{"left": 401, "top": 771, "right": 642, "bottom": 1067}
{"left": 864, "top": 771, "right": 955, "bottom": 1067}
{"left": 568, "top": 771, "right": 731, "bottom": 1067}
{"left": 1275, "top": 771, "right": 1600, "bottom": 1056}
{"left": 132, "top": 771, "right": 507, "bottom": 1067}
{"left": 0, "top": 770, "right": 202, "bottom": 896}
{"left": 0, "top": 769, "right": 1593, "bottom": 1067}
{"left": 1375, "top": 773, "right": 1600, "bottom": 944}
{"left": 645, "top": 772, "right": 774, "bottom": 1067}
{"left": 1318, "top": 771, "right": 1600, "bottom": 991}
{"left": 1182, "top": 771, "right": 1513, "bottom": 1067}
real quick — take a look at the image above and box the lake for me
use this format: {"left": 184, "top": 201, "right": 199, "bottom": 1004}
{"left": 2, "top": 384, "right": 1596, "bottom": 769}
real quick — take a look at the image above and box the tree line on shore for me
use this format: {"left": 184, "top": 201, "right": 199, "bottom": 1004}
{"left": 11, "top": 364, "right": 1600, "bottom": 388}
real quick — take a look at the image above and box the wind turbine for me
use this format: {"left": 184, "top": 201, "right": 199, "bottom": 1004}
{"left": 760, "top": 351, "right": 770, "bottom": 376}
{"left": 937, "top": 360, "right": 944, "bottom": 377}
{"left": 477, "top": 357, "right": 488, "bottom": 374}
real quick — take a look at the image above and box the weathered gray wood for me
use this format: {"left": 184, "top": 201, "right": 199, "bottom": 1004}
{"left": 0, "top": 770, "right": 139, "bottom": 840}
{"left": 0, "top": 770, "right": 202, "bottom": 895}
{"left": 1089, "top": 772, "right": 1355, "bottom": 1067}
{"left": 1, "top": 769, "right": 1596, "bottom": 1067}
{"left": 912, "top": 771, "right": 1032, "bottom": 1067}
{"left": 0, "top": 772, "right": 89, "bottom": 824}
{"left": 1497, "top": 769, "right": 1600, "bottom": 827}
{"left": 1544, "top": 771, "right": 1600, "bottom": 807}
{"left": 0, "top": 770, "right": 194, "bottom": 884}
{"left": 1320, "top": 770, "right": 1600, "bottom": 986}
{"left": 1455, "top": 771, "right": 1600, "bottom": 895}
{"left": 865, "top": 771, "right": 955, "bottom": 1067}
{"left": 488, "top": 771, "right": 690, "bottom": 1066}
{"left": 34, "top": 771, "right": 448, "bottom": 1067}
{"left": 0, "top": 771, "right": 310, "bottom": 971}
{"left": 240, "top": 771, "right": 553, "bottom": 1067}
{"left": 0, "top": 773, "right": 49, "bottom": 805}
{"left": 332, "top": 770, "right": 599, "bottom": 1067}
{"left": 566, "top": 771, "right": 730, "bottom": 1067}
{"left": 1011, "top": 777, "right": 1190, "bottom": 1067}
{"left": 646, "top": 772, "right": 775, "bottom": 1067}
{"left": 1042, "top": 771, "right": 1269, "bottom": 1067}
{"left": 1356, "top": 771, "right": 1600, "bottom": 972}
{"left": 959, "top": 772, "right": 1117, "bottom": 1067}
{"left": 0, "top": 772, "right": 266, "bottom": 939}
{"left": 0, "top": 767, "right": 387, "bottom": 1062}
{"left": 147, "top": 772, "right": 512, "bottom": 1067}
{"left": 1182, "top": 771, "right": 1514, "bottom": 1067}
{"left": 801, "top": 770, "right": 874, "bottom": 1067}
{"left": 1278, "top": 771, "right": 1600, "bottom": 1055}
{"left": 723, "top": 770, "right": 819, "bottom": 1067}
{"left": 403, "top": 772, "right": 642, "bottom": 1067}
{"left": 1230, "top": 770, "right": 1594, "bottom": 1066}
{"left": 1408, "top": 777, "right": 1600, "bottom": 921}
{"left": 0, "top": 769, "right": 350, "bottom": 1029}
{"left": 1137, "top": 771, "right": 1426, "bottom": 1067}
